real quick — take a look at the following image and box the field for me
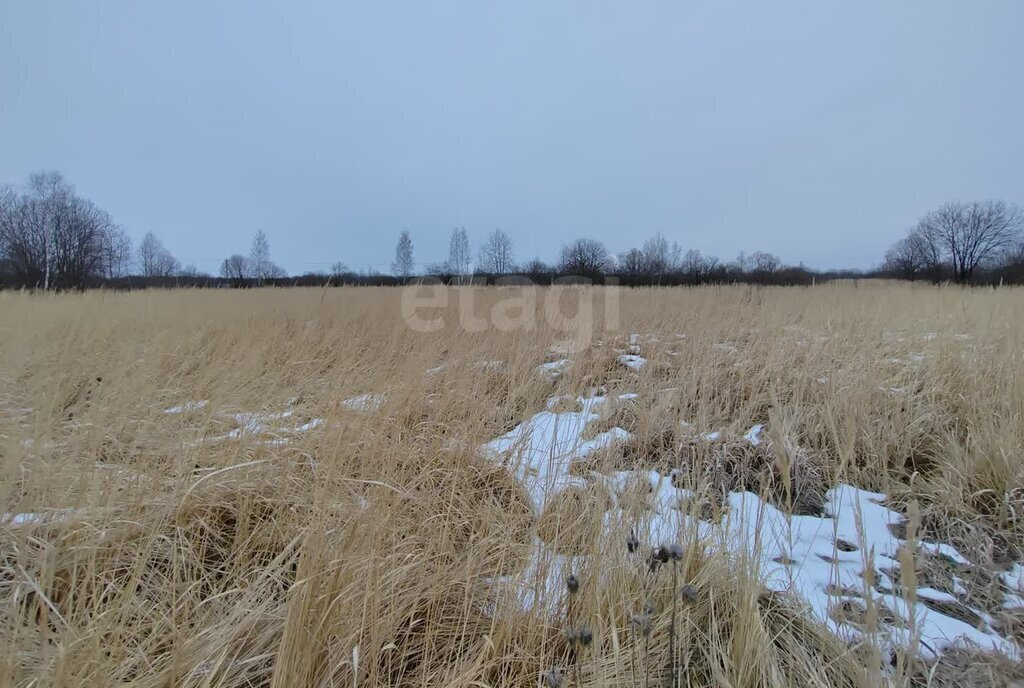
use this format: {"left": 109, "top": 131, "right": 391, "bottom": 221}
{"left": 2, "top": 284, "right": 1023, "bottom": 687}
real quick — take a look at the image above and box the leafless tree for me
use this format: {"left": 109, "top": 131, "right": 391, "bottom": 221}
{"left": 0, "top": 171, "right": 117, "bottom": 289}
{"left": 477, "top": 229, "right": 515, "bottom": 275}
{"left": 884, "top": 227, "right": 942, "bottom": 281}
{"left": 558, "top": 238, "right": 614, "bottom": 278}
{"left": 100, "top": 225, "right": 133, "bottom": 279}
{"left": 522, "top": 257, "right": 551, "bottom": 278}
{"left": 424, "top": 261, "right": 450, "bottom": 275}
{"left": 220, "top": 254, "right": 249, "bottom": 287}
{"left": 447, "top": 227, "right": 471, "bottom": 282}
{"left": 247, "top": 230, "right": 286, "bottom": 282}
{"left": 391, "top": 230, "right": 414, "bottom": 280}
{"left": 617, "top": 248, "right": 646, "bottom": 281}
{"left": 920, "top": 201, "right": 1022, "bottom": 283}
{"left": 137, "top": 232, "right": 180, "bottom": 277}
{"left": 641, "top": 233, "right": 671, "bottom": 281}
{"left": 681, "top": 249, "right": 719, "bottom": 282}
{"left": 750, "top": 251, "right": 781, "bottom": 276}
{"left": 1006, "top": 239, "right": 1024, "bottom": 267}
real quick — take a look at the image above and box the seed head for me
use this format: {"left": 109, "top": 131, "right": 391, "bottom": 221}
{"left": 679, "top": 584, "right": 700, "bottom": 604}
{"left": 564, "top": 628, "right": 577, "bottom": 643}
{"left": 630, "top": 613, "right": 652, "bottom": 637}
{"left": 643, "top": 597, "right": 657, "bottom": 615}
{"left": 544, "top": 667, "right": 563, "bottom": 688}
{"left": 667, "top": 543, "right": 684, "bottom": 561}
{"left": 576, "top": 625, "right": 593, "bottom": 646}
{"left": 566, "top": 573, "right": 580, "bottom": 595}
{"left": 648, "top": 546, "right": 669, "bottom": 572}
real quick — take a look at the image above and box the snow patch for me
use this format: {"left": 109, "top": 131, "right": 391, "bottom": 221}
{"left": 482, "top": 393, "right": 633, "bottom": 511}
{"left": 618, "top": 354, "right": 648, "bottom": 370}
{"left": 481, "top": 406, "right": 1019, "bottom": 661}
{"left": 342, "top": 394, "right": 386, "bottom": 411}
{"left": 744, "top": 424, "right": 765, "bottom": 446}
{"left": 164, "top": 400, "right": 209, "bottom": 414}
{"left": 537, "top": 359, "right": 570, "bottom": 380}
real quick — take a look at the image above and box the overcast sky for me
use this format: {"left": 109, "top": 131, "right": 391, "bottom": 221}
{"left": 2, "top": 2, "right": 1022, "bottom": 274}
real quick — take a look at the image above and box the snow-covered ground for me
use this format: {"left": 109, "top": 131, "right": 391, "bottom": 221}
{"left": 480, "top": 334, "right": 1022, "bottom": 662}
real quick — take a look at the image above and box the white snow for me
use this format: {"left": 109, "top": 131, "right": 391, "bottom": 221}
{"left": 916, "top": 588, "right": 960, "bottom": 604}
{"left": 342, "top": 394, "right": 386, "bottom": 411}
{"left": 618, "top": 354, "right": 647, "bottom": 370}
{"left": 164, "top": 400, "right": 209, "bottom": 414}
{"left": 744, "top": 424, "right": 765, "bottom": 446}
{"left": 480, "top": 396, "right": 1020, "bottom": 661}
{"left": 3, "top": 512, "right": 46, "bottom": 525}
{"left": 292, "top": 418, "right": 323, "bottom": 433}
{"left": 537, "top": 359, "right": 570, "bottom": 380}
{"left": 1002, "top": 563, "right": 1024, "bottom": 593}
{"left": 2, "top": 510, "right": 74, "bottom": 526}
{"left": 482, "top": 394, "right": 633, "bottom": 511}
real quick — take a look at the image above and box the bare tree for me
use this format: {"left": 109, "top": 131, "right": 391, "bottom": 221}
{"left": 447, "top": 227, "right": 471, "bottom": 283}
{"left": 884, "top": 227, "right": 942, "bottom": 281}
{"left": 920, "top": 201, "right": 1022, "bottom": 283}
{"left": 641, "top": 233, "right": 671, "bottom": 282}
{"left": 248, "top": 229, "right": 285, "bottom": 283}
{"left": 220, "top": 254, "right": 249, "bottom": 287}
{"left": 137, "top": 232, "right": 180, "bottom": 277}
{"left": 617, "top": 248, "right": 646, "bottom": 281}
{"left": 750, "top": 251, "right": 781, "bottom": 276}
{"left": 558, "top": 238, "right": 614, "bottom": 278}
{"left": 100, "top": 225, "right": 133, "bottom": 279}
{"left": 522, "top": 257, "right": 551, "bottom": 278}
{"left": 330, "top": 261, "right": 349, "bottom": 278}
{"left": 681, "top": 249, "right": 719, "bottom": 282}
{"left": 391, "top": 230, "right": 414, "bottom": 280}
{"left": 0, "top": 171, "right": 117, "bottom": 289}
{"left": 734, "top": 251, "right": 750, "bottom": 273}
{"left": 477, "top": 229, "right": 515, "bottom": 275}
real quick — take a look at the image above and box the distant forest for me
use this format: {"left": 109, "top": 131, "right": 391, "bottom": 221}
{"left": 2, "top": 171, "right": 1023, "bottom": 290}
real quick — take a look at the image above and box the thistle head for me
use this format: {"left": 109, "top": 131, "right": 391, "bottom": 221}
{"left": 577, "top": 625, "right": 593, "bottom": 646}
{"left": 544, "top": 667, "right": 563, "bottom": 688}
{"left": 647, "top": 546, "right": 669, "bottom": 572}
{"left": 566, "top": 573, "right": 580, "bottom": 595}
{"left": 630, "top": 612, "right": 652, "bottom": 637}
{"left": 680, "top": 584, "right": 700, "bottom": 604}
{"left": 667, "top": 543, "right": 684, "bottom": 561}
{"left": 627, "top": 530, "right": 640, "bottom": 554}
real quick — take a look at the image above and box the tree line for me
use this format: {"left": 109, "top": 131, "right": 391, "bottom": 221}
{"left": 407, "top": 227, "right": 813, "bottom": 286}
{"left": 2, "top": 171, "right": 1022, "bottom": 289}
{"left": 880, "top": 201, "right": 1024, "bottom": 284}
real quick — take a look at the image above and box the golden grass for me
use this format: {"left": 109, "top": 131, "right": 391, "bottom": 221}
{"left": 1, "top": 283, "right": 1022, "bottom": 687}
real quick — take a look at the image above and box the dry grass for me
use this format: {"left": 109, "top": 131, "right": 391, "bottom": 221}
{"left": 1, "top": 283, "right": 1022, "bottom": 687}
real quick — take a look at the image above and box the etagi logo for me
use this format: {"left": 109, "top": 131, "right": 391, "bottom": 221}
{"left": 400, "top": 276, "right": 621, "bottom": 353}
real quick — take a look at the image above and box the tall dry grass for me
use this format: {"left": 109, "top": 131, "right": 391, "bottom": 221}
{"left": 1, "top": 283, "right": 1022, "bottom": 687}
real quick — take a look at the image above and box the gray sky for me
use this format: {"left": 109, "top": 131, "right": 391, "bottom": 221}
{"left": 2, "top": 1, "right": 1022, "bottom": 274}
